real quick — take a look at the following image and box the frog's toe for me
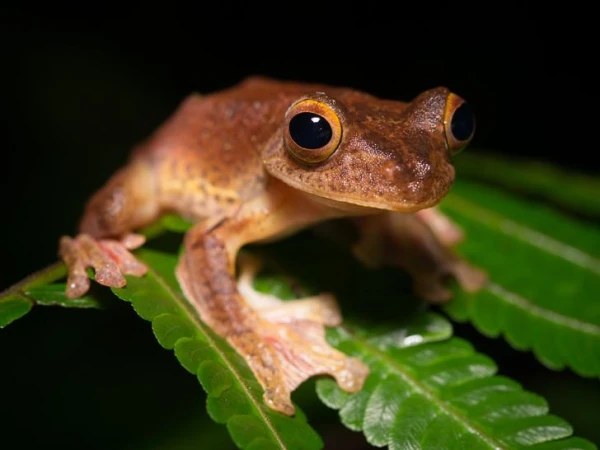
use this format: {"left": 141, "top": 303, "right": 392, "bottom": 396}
{"left": 65, "top": 272, "right": 91, "bottom": 299}
{"left": 414, "top": 275, "right": 453, "bottom": 304}
{"left": 59, "top": 233, "right": 148, "bottom": 298}
{"left": 453, "top": 260, "right": 488, "bottom": 292}
{"left": 99, "top": 239, "right": 148, "bottom": 277}
{"left": 61, "top": 236, "right": 93, "bottom": 298}
{"left": 263, "top": 387, "right": 296, "bottom": 417}
{"left": 120, "top": 233, "right": 146, "bottom": 250}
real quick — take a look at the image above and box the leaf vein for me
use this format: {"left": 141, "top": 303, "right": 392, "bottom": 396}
{"left": 445, "top": 195, "right": 600, "bottom": 275}
{"left": 348, "top": 331, "right": 505, "bottom": 450}
{"left": 487, "top": 283, "right": 600, "bottom": 337}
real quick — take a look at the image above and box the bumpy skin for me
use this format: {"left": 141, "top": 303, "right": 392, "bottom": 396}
{"left": 59, "top": 76, "right": 486, "bottom": 416}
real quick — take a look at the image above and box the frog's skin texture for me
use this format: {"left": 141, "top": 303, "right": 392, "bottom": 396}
{"left": 58, "top": 76, "right": 486, "bottom": 416}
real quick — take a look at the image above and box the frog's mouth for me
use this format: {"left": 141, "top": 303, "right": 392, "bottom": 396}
{"left": 274, "top": 159, "right": 456, "bottom": 215}
{"left": 301, "top": 184, "right": 452, "bottom": 214}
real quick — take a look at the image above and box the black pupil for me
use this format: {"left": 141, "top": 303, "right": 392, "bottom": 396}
{"left": 289, "top": 112, "right": 333, "bottom": 149}
{"left": 451, "top": 102, "right": 474, "bottom": 141}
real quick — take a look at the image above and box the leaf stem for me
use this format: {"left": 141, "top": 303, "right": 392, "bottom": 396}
{"left": 1, "top": 261, "right": 66, "bottom": 300}
{"left": 0, "top": 214, "right": 173, "bottom": 305}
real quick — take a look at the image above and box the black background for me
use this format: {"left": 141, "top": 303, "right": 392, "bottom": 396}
{"left": 2, "top": 4, "right": 599, "bottom": 448}
{"left": 2, "top": 5, "right": 597, "bottom": 287}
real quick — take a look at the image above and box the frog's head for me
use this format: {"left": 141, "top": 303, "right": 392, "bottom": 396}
{"left": 262, "top": 87, "right": 474, "bottom": 213}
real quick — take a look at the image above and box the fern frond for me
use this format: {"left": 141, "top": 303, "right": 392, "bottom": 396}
{"left": 111, "top": 249, "right": 323, "bottom": 450}
{"left": 441, "top": 179, "right": 600, "bottom": 377}
{"left": 316, "top": 325, "right": 596, "bottom": 449}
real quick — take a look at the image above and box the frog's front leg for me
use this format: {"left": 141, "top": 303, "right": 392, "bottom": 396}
{"left": 352, "top": 211, "right": 487, "bottom": 303}
{"left": 176, "top": 206, "right": 368, "bottom": 416}
{"left": 60, "top": 159, "right": 160, "bottom": 298}
{"left": 414, "top": 206, "right": 464, "bottom": 246}
{"left": 60, "top": 232, "right": 148, "bottom": 298}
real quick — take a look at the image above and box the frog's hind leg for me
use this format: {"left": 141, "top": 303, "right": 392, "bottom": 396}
{"left": 236, "top": 253, "right": 341, "bottom": 326}
{"left": 176, "top": 217, "right": 368, "bottom": 417}
{"left": 352, "top": 212, "right": 487, "bottom": 304}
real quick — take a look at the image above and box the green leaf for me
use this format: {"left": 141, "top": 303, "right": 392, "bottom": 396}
{"left": 25, "top": 283, "right": 103, "bottom": 309}
{"left": 139, "top": 213, "right": 194, "bottom": 239}
{"left": 439, "top": 179, "right": 600, "bottom": 377}
{"left": 454, "top": 151, "right": 600, "bottom": 219}
{"left": 254, "top": 249, "right": 595, "bottom": 448}
{"left": 315, "top": 323, "right": 597, "bottom": 449}
{"left": 0, "top": 295, "right": 32, "bottom": 328}
{"left": 0, "top": 212, "right": 189, "bottom": 329}
{"left": 0, "top": 263, "right": 102, "bottom": 328}
{"left": 4, "top": 152, "right": 599, "bottom": 447}
{"left": 109, "top": 248, "right": 323, "bottom": 450}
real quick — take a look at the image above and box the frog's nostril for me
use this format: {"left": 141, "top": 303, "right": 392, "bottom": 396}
{"left": 382, "top": 160, "right": 397, "bottom": 178}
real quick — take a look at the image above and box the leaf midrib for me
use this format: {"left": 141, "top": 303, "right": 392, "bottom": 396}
{"left": 486, "top": 283, "right": 600, "bottom": 337}
{"left": 444, "top": 193, "right": 600, "bottom": 334}
{"left": 346, "top": 329, "right": 505, "bottom": 450}
{"left": 141, "top": 258, "right": 287, "bottom": 450}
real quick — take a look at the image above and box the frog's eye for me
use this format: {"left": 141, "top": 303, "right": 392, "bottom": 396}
{"left": 443, "top": 93, "right": 475, "bottom": 155}
{"left": 284, "top": 99, "right": 342, "bottom": 164}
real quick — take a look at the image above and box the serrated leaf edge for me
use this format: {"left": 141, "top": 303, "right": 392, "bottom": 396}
{"left": 140, "top": 260, "right": 287, "bottom": 450}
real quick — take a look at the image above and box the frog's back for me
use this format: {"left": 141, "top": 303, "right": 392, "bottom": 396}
{"left": 134, "top": 77, "right": 338, "bottom": 220}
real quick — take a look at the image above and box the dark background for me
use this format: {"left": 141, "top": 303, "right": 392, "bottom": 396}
{"left": 2, "top": 4, "right": 599, "bottom": 449}
{"left": 2, "top": 5, "right": 596, "bottom": 287}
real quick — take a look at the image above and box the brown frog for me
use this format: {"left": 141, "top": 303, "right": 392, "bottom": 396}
{"left": 59, "top": 76, "right": 487, "bottom": 416}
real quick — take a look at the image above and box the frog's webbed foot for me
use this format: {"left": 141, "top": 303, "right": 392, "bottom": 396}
{"left": 232, "top": 253, "right": 367, "bottom": 414}
{"left": 249, "top": 318, "right": 368, "bottom": 415}
{"left": 59, "top": 233, "right": 148, "bottom": 299}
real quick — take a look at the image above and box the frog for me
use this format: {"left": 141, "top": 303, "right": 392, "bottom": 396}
{"left": 58, "top": 76, "right": 487, "bottom": 416}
